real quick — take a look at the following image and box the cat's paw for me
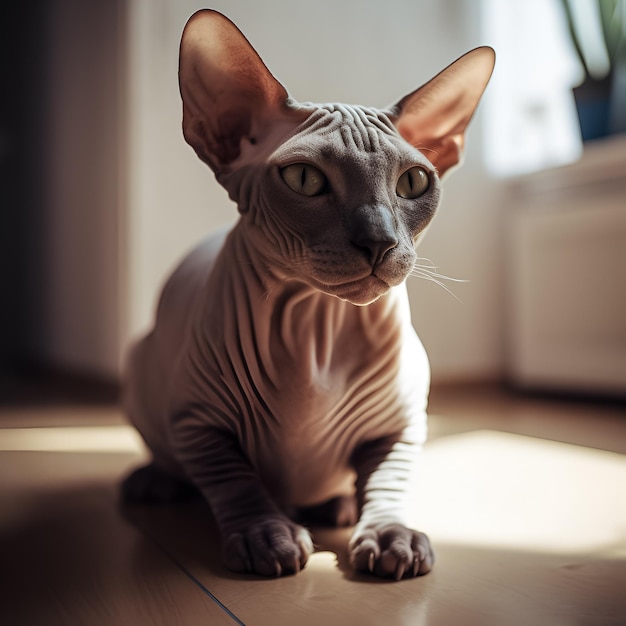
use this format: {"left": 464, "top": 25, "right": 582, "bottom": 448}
{"left": 223, "top": 517, "right": 313, "bottom": 577}
{"left": 121, "top": 463, "right": 200, "bottom": 503}
{"left": 349, "top": 523, "right": 434, "bottom": 580}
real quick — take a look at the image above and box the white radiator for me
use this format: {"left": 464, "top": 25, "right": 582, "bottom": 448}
{"left": 506, "top": 135, "right": 626, "bottom": 396}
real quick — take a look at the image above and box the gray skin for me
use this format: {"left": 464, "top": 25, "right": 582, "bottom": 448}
{"left": 122, "top": 9, "right": 495, "bottom": 580}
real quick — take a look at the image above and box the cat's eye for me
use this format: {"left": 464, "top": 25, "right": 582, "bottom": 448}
{"left": 396, "top": 167, "right": 429, "bottom": 199}
{"left": 280, "top": 163, "right": 327, "bottom": 197}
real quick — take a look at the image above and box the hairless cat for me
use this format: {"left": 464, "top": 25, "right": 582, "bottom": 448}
{"left": 122, "top": 9, "right": 495, "bottom": 580}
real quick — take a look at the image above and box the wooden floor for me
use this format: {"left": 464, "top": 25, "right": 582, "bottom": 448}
{"left": 1, "top": 382, "right": 624, "bottom": 625}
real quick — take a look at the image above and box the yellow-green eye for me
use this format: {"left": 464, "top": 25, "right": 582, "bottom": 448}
{"left": 396, "top": 167, "right": 429, "bottom": 199}
{"left": 280, "top": 163, "right": 327, "bottom": 196}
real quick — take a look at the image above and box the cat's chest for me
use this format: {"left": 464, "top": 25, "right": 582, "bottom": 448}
{"left": 246, "top": 299, "right": 409, "bottom": 506}
{"left": 246, "top": 301, "right": 405, "bottom": 465}
{"left": 192, "top": 266, "right": 408, "bottom": 433}
{"left": 261, "top": 290, "right": 398, "bottom": 403}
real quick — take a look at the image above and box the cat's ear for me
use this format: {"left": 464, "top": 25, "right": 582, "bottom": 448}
{"left": 390, "top": 47, "right": 495, "bottom": 177}
{"left": 179, "top": 10, "right": 307, "bottom": 174}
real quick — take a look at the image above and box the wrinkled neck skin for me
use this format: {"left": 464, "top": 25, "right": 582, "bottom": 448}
{"left": 201, "top": 223, "right": 407, "bottom": 395}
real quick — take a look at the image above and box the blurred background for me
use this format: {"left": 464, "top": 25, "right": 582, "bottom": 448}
{"left": 1, "top": 0, "right": 625, "bottom": 401}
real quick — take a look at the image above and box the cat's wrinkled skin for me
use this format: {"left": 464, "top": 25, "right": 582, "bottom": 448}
{"left": 122, "top": 10, "right": 494, "bottom": 580}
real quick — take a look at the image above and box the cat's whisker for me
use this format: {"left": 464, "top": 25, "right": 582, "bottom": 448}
{"left": 409, "top": 265, "right": 466, "bottom": 302}
{"left": 413, "top": 256, "right": 439, "bottom": 267}
{"left": 411, "top": 271, "right": 463, "bottom": 301}
{"left": 413, "top": 268, "right": 468, "bottom": 283}
{"left": 412, "top": 258, "right": 468, "bottom": 282}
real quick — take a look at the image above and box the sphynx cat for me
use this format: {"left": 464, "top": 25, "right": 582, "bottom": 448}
{"left": 122, "top": 9, "right": 495, "bottom": 580}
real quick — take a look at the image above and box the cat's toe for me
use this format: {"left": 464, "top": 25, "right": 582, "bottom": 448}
{"left": 350, "top": 523, "right": 434, "bottom": 580}
{"left": 350, "top": 528, "right": 380, "bottom": 573}
{"left": 223, "top": 518, "right": 313, "bottom": 577}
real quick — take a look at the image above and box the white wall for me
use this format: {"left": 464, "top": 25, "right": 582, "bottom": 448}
{"left": 38, "top": 0, "right": 125, "bottom": 377}
{"left": 124, "top": 0, "right": 506, "bottom": 381}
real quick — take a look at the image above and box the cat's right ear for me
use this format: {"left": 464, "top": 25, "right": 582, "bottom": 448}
{"left": 179, "top": 10, "right": 308, "bottom": 174}
{"left": 389, "top": 47, "right": 495, "bottom": 178}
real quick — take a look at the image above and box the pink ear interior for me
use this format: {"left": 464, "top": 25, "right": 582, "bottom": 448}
{"left": 391, "top": 47, "right": 495, "bottom": 177}
{"left": 179, "top": 10, "right": 304, "bottom": 172}
{"left": 179, "top": 12, "right": 494, "bottom": 179}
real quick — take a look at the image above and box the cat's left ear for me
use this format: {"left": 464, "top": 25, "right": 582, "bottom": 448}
{"left": 178, "top": 10, "right": 310, "bottom": 175}
{"left": 389, "top": 47, "right": 495, "bottom": 177}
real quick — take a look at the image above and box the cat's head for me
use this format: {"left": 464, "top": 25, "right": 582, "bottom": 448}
{"left": 179, "top": 10, "right": 494, "bottom": 305}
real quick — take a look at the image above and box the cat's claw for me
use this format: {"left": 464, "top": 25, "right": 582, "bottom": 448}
{"left": 349, "top": 523, "right": 434, "bottom": 580}
{"left": 412, "top": 555, "right": 420, "bottom": 578}
{"left": 395, "top": 562, "right": 406, "bottom": 581}
{"left": 222, "top": 517, "right": 313, "bottom": 578}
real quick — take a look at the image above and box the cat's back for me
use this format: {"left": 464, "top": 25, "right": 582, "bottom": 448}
{"left": 124, "top": 227, "right": 230, "bottom": 434}
{"left": 152, "top": 225, "right": 231, "bottom": 347}
{"left": 123, "top": 228, "right": 229, "bottom": 458}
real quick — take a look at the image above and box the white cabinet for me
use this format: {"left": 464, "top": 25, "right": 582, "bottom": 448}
{"left": 506, "top": 135, "right": 626, "bottom": 396}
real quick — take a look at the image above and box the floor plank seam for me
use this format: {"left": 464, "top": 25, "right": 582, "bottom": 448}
{"left": 133, "top": 521, "right": 245, "bottom": 625}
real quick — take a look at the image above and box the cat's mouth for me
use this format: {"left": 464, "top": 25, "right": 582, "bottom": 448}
{"left": 312, "top": 274, "right": 392, "bottom": 306}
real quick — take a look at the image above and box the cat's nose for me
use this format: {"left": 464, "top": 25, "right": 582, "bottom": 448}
{"left": 352, "top": 235, "right": 398, "bottom": 268}
{"left": 350, "top": 205, "right": 398, "bottom": 268}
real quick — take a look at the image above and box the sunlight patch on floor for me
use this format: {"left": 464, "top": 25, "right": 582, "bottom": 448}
{"left": 418, "top": 429, "right": 626, "bottom": 557}
{"left": 1, "top": 423, "right": 624, "bottom": 559}
{"left": 307, "top": 551, "right": 340, "bottom": 571}
{"left": 0, "top": 425, "right": 146, "bottom": 454}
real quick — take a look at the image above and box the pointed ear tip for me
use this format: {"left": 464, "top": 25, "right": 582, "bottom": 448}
{"left": 481, "top": 46, "right": 496, "bottom": 63}
{"left": 472, "top": 46, "right": 496, "bottom": 68}
{"left": 186, "top": 8, "right": 223, "bottom": 25}
{"left": 182, "top": 10, "right": 210, "bottom": 42}
{"left": 184, "top": 9, "right": 209, "bottom": 29}
{"left": 183, "top": 9, "right": 232, "bottom": 38}
{"left": 456, "top": 46, "right": 495, "bottom": 84}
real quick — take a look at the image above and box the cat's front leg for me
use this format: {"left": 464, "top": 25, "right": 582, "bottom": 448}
{"left": 172, "top": 418, "right": 313, "bottom": 577}
{"left": 349, "top": 426, "right": 434, "bottom": 580}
